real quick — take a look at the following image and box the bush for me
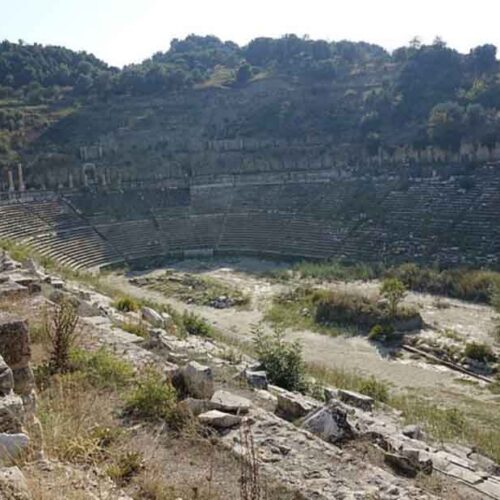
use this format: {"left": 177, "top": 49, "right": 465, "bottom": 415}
{"left": 47, "top": 299, "right": 79, "bottom": 374}
{"left": 387, "top": 264, "right": 500, "bottom": 304}
{"left": 113, "top": 296, "right": 139, "bottom": 312}
{"left": 253, "top": 327, "right": 306, "bottom": 392}
{"left": 70, "top": 349, "right": 135, "bottom": 389}
{"left": 380, "top": 278, "right": 407, "bottom": 316}
{"left": 368, "top": 323, "right": 394, "bottom": 341}
{"left": 357, "top": 376, "right": 389, "bottom": 402}
{"left": 464, "top": 342, "right": 496, "bottom": 362}
{"left": 124, "top": 369, "right": 177, "bottom": 421}
{"left": 107, "top": 451, "right": 143, "bottom": 485}
{"left": 314, "top": 289, "right": 415, "bottom": 331}
{"left": 182, "top": 311, "right": 212, "bottom": 336}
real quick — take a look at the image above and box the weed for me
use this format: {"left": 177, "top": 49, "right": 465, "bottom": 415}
{"left": 253, "top": 326, "right": 306, "bottom": 392}
{"left": 464, "top": 342, "right": 496, "bottom": 362}
{"left": 113, "top": 296, "right": 139, "bottom": 312}
{"left": 124, "top": 368, "right": 177, "bottom": 422}
{"left": 182, "top": 311, "right": 212, "bottom": 337}
{"left": 70, "top": 349, "right": 135, "bottom": 389}
{"left": 47, "top": 299, "right": 79, "bottom": 374}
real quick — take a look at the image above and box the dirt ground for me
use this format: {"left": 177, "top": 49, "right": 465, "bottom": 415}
{"left": 105, "top": 257, "right": 500, "bottom": 405}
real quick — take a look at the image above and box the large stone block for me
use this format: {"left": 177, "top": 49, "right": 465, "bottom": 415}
{"left": 301, "top": 403, "right": 355, "bottom": 444}
{"left": 181, "top": 361, "right": 214, "bottom": 399}
{"left": 0, "top": 314, "right": 30, "bottom": 370}
{"left": 0, "top": 356, "right": 13, "bottom": 397}
{"left": 0, "top": 433, "right": 29, "bottom": 462}
{"left": 0, "top": 466, "right": 31, "bottom": 500}
{"left": 0, "top": 394, "right": 24, "bottom": 433}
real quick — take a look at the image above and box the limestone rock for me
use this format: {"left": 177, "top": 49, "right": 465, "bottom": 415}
{"left": 198, "top": 410, "right": 242, "bottom": 429}
{"left": 384, "top": 452, "right": 419, "bottom": 477}
{"left": 11, "top": 367, "right": 34, "bottom": 397}
{"left": 141, "top": 307, "right": 165, "bottom": 328}
{"left": 0, "top": 466, "right": 31, "bottom": 499}
{"left": 181, "top": 361, "right": 214, "bottom": 399}
{"left": 402, "top": 424, "right": 423, "bottom": 440}
{"left": 244, "top": 370, "right": 268, "bottom": 390}
{"left": 338, "top": 389, "right": 374, "bottom": 412}
{"left": 0, "top": 433, "right": 29, "bottom": 461}
{"left": 276, "top": 391, "right": 319, "bottom": 420}
{"left": 210, "top": 390, "right": 251, "bottom": 414}
{"left": 0, "top": 356, "right": 13, "bottom": 397}
{"left": 0, "top": 314, "right": 30, "bottom": 370}
{"left": 301, "top": 403, "right": 355, "bottom": 444}
{"left": 177, "top": 398, "right": 212, "bottom": 417}
{"left": 0, "top": 394, "right": 24, "bottom": 433}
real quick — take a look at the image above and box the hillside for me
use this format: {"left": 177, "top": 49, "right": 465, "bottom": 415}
{"left": 2, "top": 35, "right": 500, "bottom": 180}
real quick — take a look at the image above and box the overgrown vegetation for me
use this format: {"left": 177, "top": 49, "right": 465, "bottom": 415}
{"left": 113, "top": 295, "right": 139, "bottom": 313}
{"left": 253, "top": 327, "right": 306, "bottom": 392}
{"left": 387, "top": 263, "right": 500, "bottom": 304}
{"left": 266, "top": 285, "right": 420, "bottom": 336}
{"left": 182, "top": 311, "right": 213, "bottom": 337}
{"left": 46, "top": 299, "right": 79, "bottom": 374}
{"left": 140, "top": 271, "right": 250, "bottom": 309}
{"left": 124, "top": 368, "right": 178, "bottom": 422}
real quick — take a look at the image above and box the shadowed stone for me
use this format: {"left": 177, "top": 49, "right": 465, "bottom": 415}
{"left": 0, "top": 314, "right": 30, "bottom": 370}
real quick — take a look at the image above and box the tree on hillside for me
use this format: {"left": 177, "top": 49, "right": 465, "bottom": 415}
{"left": 380, "top": 278, "right": 407, "bottom": 317}
{"left": 236, "top": 63, "right": 252, "bottom": 84}
{"left": 427, "top": 101, "right": 464, "bottom": 152}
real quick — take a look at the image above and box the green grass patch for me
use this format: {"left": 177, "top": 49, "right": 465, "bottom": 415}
{"left": 307, "top": 363, "right": 390, "bottom": 402}
{"left": 265, "top": 286, "right": 420, "bottom": 336}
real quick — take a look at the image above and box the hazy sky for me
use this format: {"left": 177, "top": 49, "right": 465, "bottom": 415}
{"left": 2, "top": 0, "right": 500, "bottom": 67}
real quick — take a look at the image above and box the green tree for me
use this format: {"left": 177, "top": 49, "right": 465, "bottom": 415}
{"left": 427, "top": 101, "right": 464, "bottom": 152}
{"left": 380, "top": 278, "right": 407, "bottom": 317}
{"left": 236, "top": 63, "right": 252, "bottom": 84}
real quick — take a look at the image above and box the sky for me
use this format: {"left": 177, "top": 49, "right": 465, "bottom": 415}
{"left": 2, "top": 0, "right": 500, "bottom": 67}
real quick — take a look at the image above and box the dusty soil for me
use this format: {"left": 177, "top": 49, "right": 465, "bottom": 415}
{"left": 105, "top": 257, "right": 500, "bottom": 404}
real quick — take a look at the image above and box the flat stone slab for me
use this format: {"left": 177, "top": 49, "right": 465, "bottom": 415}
{"left": 210, "top": 390, "right": 251, "bottom": 414}
{"left": 276, "top": 391, "right": 319, "bottom": 420}
{"left": 338, "top": 389, "right": 374, "bottom": 412}
{"left": 198, "top": 410, "right": 242, "bottom": 429}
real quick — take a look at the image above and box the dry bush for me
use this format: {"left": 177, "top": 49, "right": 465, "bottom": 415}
{"left": 46, "top": 299, "right": 79, "bottom": 374}
{"left": 239, "top": 422, "right": 261, "bottom": 500}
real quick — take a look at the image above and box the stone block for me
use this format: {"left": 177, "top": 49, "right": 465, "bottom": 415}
{"left": 301, "top": 403, "right": 355, "bottom": 444}
{"left": 276, "top": 392, "right": 319, "bottom": 420}
{"left": 198, "top": 410, "right": 242, "bottom": 429}
{"left": 338, "top": 389, "right": 374, "bottom": 412}
{"left": 0, "top": 433, "right": 29, "bottom": 462}
{"left": 0, "top": 394, "right": 24, "bottom": 433}
{"left": 0, "top": 356, "right": 13, "bottom": 397}
{"left": 0, "top": 314, "right": 30, "bottom": 370}
{"left": 141, "top": 307, "right": 165, "bottom": 328}
{"left": 244, "top": 370, "right": 268, "bottom": 389}
{"left": 210, "top": 390, "right": 251, "bottom": 414}
{"left": 12, "top": 367, "right": 35, "bottom": 396}
{"left": 181, "top": 361, "right": 214, "bottom": 399}
{"left": 0, "top": 466, "right": 31, "bottom": 500}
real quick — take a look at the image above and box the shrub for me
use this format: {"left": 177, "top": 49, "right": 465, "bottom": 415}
{"left": 253, "top": 327, "right": 306, "bottom": 392}
{"left": 113, "top": 296, "right": 139, "bottom": 312}
{"left": 380, "top": 278, "right": 407, "bottom": 316}
{"left": 387, "top": 264, "right": 500, "bottom": 304}
{"left": 368, "top": 323, "right": 394, "bottom": 341}
{"left": 70, "top": 349, "right": 135, "bottom": 389}
{"left": 357, "top": 376, "right": 389, "bottom": 402}
{"left": 464, "top": 342, "right": 496, "bottom": 362}
{"left": 124, "top": 369, "right": 177, "bottom": 421}
{"left": 47, "top": 299, "right": 79, "bottom": 374}
{"left": 107, "top": 451, "right": 143, "bottom": 485}
{"left": 182, "top": 311, "right": 212, "bottom": 337}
